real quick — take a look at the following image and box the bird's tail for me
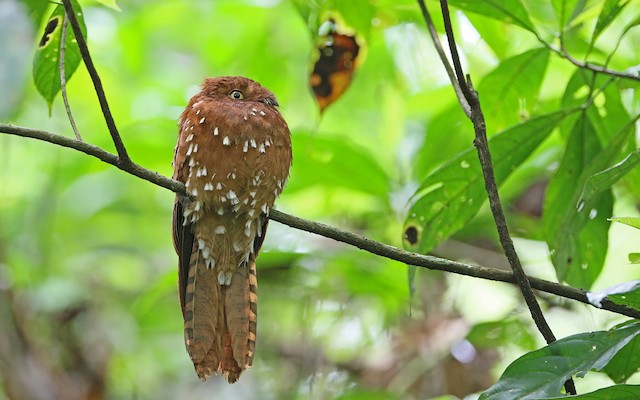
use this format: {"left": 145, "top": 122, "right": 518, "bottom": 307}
{"left": 183, "top": 247, "right": 257, "bottom": 383}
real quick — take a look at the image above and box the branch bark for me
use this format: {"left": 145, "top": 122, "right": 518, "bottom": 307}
{"left": 2, "top": 123, "right": 639, "bottom": 321}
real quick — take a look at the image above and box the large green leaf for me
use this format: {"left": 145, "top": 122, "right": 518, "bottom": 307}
{"left": 447, "top": 0, "right": 536, "bottom": 33}
{"left": 287, "top": 132, "right": 390, "bottom": 197}
{"left": 477, "top": 48, "right": 550, "bottom": 131}
{"left": 403, "top": 111, "right": 571, "bottom": 253}
{"left": 544, "top": 385, "right": 640, "bottom": 400}
{"left": 604, "top": 336, "right": 640, "bottom": 383}
{"left": 610, "top": 217, "right": 640, "bottom": 230}
{"left": 544, "top": 105, "right": 634, "bottom": 288}
{"left": 32, "top": 0, "right": 86, "bottom": 112}
{"left": 479, "top": 322, "right": 640, "bottom": 400}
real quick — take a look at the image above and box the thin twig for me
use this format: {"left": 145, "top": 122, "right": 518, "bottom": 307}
{"left": 61, "top": 0, "right": 130, "bottom": 163}
{"left": 1, "top": 123, "right": 640, "bottom": 321}
{"left": 59, "top": 12, "right": 82, "bottom": 141}
{"left": 436, "top": 0, "right": 576, "bottom": 394}
{"left": 416, "top": 0, "right": 471, "bottom": 117}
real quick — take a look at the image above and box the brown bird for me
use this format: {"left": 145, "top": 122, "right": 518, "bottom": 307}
{"left": 172, "top": 76, "right": 292, "bottom": 383}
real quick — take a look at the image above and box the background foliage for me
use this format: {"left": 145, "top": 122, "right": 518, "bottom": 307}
{"left": 1, "top": 0, "right": 639, "bottom": 399}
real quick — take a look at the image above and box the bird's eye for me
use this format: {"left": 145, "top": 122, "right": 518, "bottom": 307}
{"left": 229, "top": 90, "right": 244, "bottom": 100}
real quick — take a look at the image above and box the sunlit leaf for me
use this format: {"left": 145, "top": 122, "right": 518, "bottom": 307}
{"left": 591, "top": 0, "right": 631, "bottom": 46}
{"left": 448, "top": 0, "right": 536, "bottom": 33}
{"left": 479, "top": 322, "right": 640, "bottom": 399}
{"left": 587, "top": 280, "right": 640, "bottom": 309}
{"left": 630, "top": 253, "right": 640, "bottom": 264}
{"left": 610, "top": 217, "right": 640, "bottom": 230}
{"left": 403, "top": 111, "right": 571, "bottom": 253}
{"left": 32, "top": 0, "right": 86, "bottom": 112}
{"left": 96, "top": 0, "right": 122, "bottom": 12}
{"left": 477, "top": 48, "right": 550, "bottom": 130}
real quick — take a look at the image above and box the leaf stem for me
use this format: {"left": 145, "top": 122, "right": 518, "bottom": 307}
{"left": 59, "top": 12, "right": 82, "bottom": 141}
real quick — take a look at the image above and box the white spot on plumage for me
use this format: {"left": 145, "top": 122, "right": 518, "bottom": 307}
{"left": 205, "top": 257, "right": 215, "bottom": 269}
{"left": 217, "top": 208, "right": 224, "bottom": 215}
{"left": 277, "top": 180, "right": 283, "bottom": 189}
{"left": 202, "top": 166, "right": 207, "bottom": 176}
{"left": 188, "top": 158, "right": 196, "bottom": 167}
{"left": 223, "top": 136, "right": 231, "bottom": 146}
{"left": 220, "top": 196, "right": 227, "bottom": 202}
{"left": 216, "top": 182, "right": 222, "bottom": 190}
{"left": 196, "top": 168, "right": 202, "bottom": 177}
{"left": 218, "top": 271, "right": 232, "bottom": 286}
{"left": 227, "top": 190, "right": 239, "bottom": 205}
{"left": 214, "top": 127, "right": 219, "bottom": 136}
{"left": 194, "top": 201, "right": 201, "bottom": 211}
{"left": 199, "top": 117, "right": 205, "bottom": 124}
{"left": 186, "top": 133, "right": 194, "bottom": 142}
{"left": 243, "top": 141, "right": 249, "bottom": 153}
{"left": 193, "top": 144, "right": 198, "bottom": 153}
{"left": 191, "top": 188, "right": 198, "bottom": 196}
{"left": 249, "top": 191, "right": 257, "bottom": 198}
{"left": 204, "top": 182, "right": 214, "bottom": 191}
{"left": 214, "top": 225, "right": 226, "bottom": 234}
{"left": 259, "top": 110, "right": 266, "bottom": 116}
{"left": 248, "top": 209, "right": 255, "bottom": 217}
{"left": 233, "top": 242, "right": 243, "bottom": 252}
{"left": 186, "top": 143, "right": 194, "bottom": 156}
{"left": 195, "top": 109, "right": 200, "bottom": 115}
{"left": 261, "top": 203, "right": 268, "bottom": 213}
{"left": 243, "top": 115, "right": 248, "bottom": 120}
{"left": 258, "top": 143, "right": 266, "bottom": 153}
{"left": 250, "top": 139, "right": 257, "bottom": 148}
{"left": 265, "top": 139, "right": 271, "bottom": 147}
{"left": 198, "top": 239, "right": 206, "bottom": 249}
{"left": 244, "top": 220, "right": 252, "bottom": 237}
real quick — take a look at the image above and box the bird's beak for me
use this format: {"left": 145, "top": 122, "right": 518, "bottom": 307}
{"left": 262, "top": 97, "right": 279, "bottom": 107}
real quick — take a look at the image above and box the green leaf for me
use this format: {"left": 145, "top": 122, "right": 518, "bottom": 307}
{"left": 467, "top": 318, "right": 537, "bottom": 350}
{"left": 477, "top": 48, "right": 550, "bottom": 131}
{"left": 403, "top": 111, "right": 571, "bottom": 253}
{"left": 447, "top": 0, "right": 536, "bottom": 33}
{"left": 581, "top": 149, "right": 640, "bottom": 203}
{"left": 32, "top": 0, "right": 86, "bottom": 112}
{"left": 591, "top": 0, "right": 631, "bottom": 46}
{"left": 604, "top": 336, "right": 640, "bottom": 383}
{"left": 20, "top": 0, "right": 50, "bottom": 27}
{"left": 543, "top": 111, "right": 635, "bottom": 288}
{"left": 544, "top": 385, "right": 640, "bottom": 400}
{"left": 287, "top": 132, "right": 390, "bottom": 196}
{"left": 96, "top": 0, "right": 122, "bottom": 12}
{"left": 479, "top": 322, "right": 640, "bottom": 399}
{"left": 630, "top": 253, "right": 640, "bottom": 264}
{"left": 610, "top": 217, "right": 640, "bottom": 230}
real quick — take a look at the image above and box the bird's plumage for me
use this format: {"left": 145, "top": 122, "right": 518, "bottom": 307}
{"left": 172, "top": 76, "right": 292, "bottom": 382}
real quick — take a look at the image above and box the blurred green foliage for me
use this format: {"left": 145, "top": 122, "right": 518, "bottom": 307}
{"left": 1, "top": 0, "right": 640, "bottom": 399}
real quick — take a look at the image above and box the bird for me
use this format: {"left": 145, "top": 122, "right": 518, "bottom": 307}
{"left": 172, "top": 76, "right": 292, "bottom": 383}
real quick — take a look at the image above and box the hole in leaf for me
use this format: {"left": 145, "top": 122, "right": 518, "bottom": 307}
{"left": 404, "top": 225, "right": 419, "bottom": 246}
{"left": 39, "top": 16, "right": 61, "bottom": 48}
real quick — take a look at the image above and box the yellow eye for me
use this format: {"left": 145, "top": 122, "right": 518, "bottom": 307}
{"left": 229, "top": 90, "right": 244, "bottom": 100}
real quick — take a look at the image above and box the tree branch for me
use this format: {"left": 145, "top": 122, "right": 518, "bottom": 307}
{"left": 2, "top": 123, "right": 639, "bottom": 321}
{"left": 434, "top": 0, "right": 575, "bottom": 393}
{"left": 61, "top": 0, "right": 130, "bottom": 162}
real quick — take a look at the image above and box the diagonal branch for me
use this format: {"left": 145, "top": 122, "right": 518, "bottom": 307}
{"left": 2, "top": 123, "right": 639, "bottom": 321}
{"left": 61, "top": 0, "right": 130, "bottom": 163}
{"left": 434, "top": 0, "right": 575, "bottom": 393}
